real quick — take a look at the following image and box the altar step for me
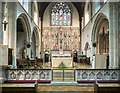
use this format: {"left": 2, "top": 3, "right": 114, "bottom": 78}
{"left": 51, "top": 81, "right": 77, "bottom": 86}
{"left": 37, "top": 81, "right": 94, "bottom": 86}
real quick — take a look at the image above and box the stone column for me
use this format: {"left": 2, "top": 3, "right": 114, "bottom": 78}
{"left": 0, "top": 2, "right": 2, "bottom": 44}
{"left": 40, "top": 17, "right": 44, "bottom": 59}
{"left": 109, "top": 2, "right": 114, "bottom": 69}
{"left": 113, "top": 3, "right": 119, "bottom": 69}
{"left": 39, "top": 17, "right": 42, "bottom": 58}
{"left": 118, "top": 2, "right": 120, "bottom": 68}
{"left": 8, "top": 2, "right": 17, "bottom": 68}
{"left": 109, "top": 2, "right": 119, "bottom": 69}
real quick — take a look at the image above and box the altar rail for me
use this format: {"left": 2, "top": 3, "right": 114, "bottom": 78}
{"left": 6, "top": 69, "right": 120, "bottom": 81}
{"left": 7, "top": 69, "right": 52, "bottom": 80}
{"left": 52, "top": 69, "right": 75, "bottom": 81}
{"left": 76, "top": 69, "right": 120, "bottom": 81}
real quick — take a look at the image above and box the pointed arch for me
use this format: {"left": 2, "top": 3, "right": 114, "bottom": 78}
{"left": 31, "top": 27, "right": 40, "bottom": 57}
{"left": 92, "top": 13, "right": 108, "bottom": 43}
{"left": 17, "top": 13, "right": 31, "bottom": 42}
{"left": 16, "top": 13, "right": 31, "bottom": 59}
{"left": 91, "top": 13, "right": 109, "bottom": 54}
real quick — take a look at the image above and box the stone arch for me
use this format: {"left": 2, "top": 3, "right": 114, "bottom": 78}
{"left": 91, "top": 13, "right": 109, "bottom": 69}
{"left": 17, "top": 13, "right": 31, "bottom": 41}
{"left": 91, "top": 13, "right": 109, "bottom": 54}
{"left": 16, "top": 13, "right": 31, "bottom": 59}
{"left": 31, "top": 27, "right": 40, "bottom": 57}
{"left": 32, "top": 27, "right": 40, "bottom": 46}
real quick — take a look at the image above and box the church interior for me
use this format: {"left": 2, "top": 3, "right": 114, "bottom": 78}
{"left": 0, "top": 0, "right": 120, "bottom": 92}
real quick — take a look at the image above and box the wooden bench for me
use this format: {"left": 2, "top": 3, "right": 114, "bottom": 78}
{"left": 2, "top": 82, "right": 36, "bottom": 93}
{"left": 94, "top": 80, "right": 120, "bottom": 93}
{"left": 4, "top": 80, "right": 51, "bottom": 83}
{"left": 17, "top": 58, "right": 43, "bottom": 68}
{"left": 77, "top": 80, "right": 120, "bottom": 83}
{"left": 17, "top": 58, "right": 29, "bottom": 68}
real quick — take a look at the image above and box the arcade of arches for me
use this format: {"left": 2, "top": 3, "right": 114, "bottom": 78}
{"left": 0, "top": 1, "right": 120, "bottom": 92}
{"left": 0, "top": 1, "right": 120, "bottom": 69}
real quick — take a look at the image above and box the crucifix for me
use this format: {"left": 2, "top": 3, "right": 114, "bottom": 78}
{"left": 2, "top": 21, "right": 8, "bottom": 31}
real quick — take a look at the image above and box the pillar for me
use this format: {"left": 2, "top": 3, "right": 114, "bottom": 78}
{"left": 109, "top": 2, "right": 113, "bottom": 69}
{"left": 118, "top": 2, "right": 120, "bottom": 68}
{"left": 40, "top": 17, "right": 44, "bottom": 59}
{"left": 0, "top": 2, "right": 2, "bottom": 44}
{"left": 8, "top": 2, "right": 17, "bottom": 68}
{"left": 113, "top": 3, "right": 119, "bottom": 69}
{"left": 109, "top": 2, "right": 119, "bottom": 69}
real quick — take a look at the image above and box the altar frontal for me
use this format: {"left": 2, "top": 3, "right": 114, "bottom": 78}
{"left": 51, "top": 54, "right": 73, "bottom": 67}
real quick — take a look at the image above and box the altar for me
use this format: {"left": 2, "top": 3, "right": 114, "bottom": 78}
{"left": 51, "top": 54, "right": 73, "bottom": 67}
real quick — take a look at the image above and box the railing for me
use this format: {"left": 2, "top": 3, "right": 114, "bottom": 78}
{"left": 76, "top": 69, "right": 120, "bottom": 81}
{"left": 7, "top": 69, "right": 51, "bottom": 80}
{"left": 52, "top": 69, "right": 75, "bottom": 81}
{"left": 6, "top": 69, "right": 120, "bottom": 81}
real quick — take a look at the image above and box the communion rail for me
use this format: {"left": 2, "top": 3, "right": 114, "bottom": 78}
{"left": 6, "top": 69, "right": 52, "bottom": 81}
{"left": 52, "top": 69, "right": 75, "bottom": 81}
{"left": 76, "top": 69, "right": 120, "bottom": 82}
{"left": 5, "top": 69, "right": 120, "bottom": 82}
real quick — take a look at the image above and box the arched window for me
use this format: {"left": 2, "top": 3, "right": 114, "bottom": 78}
{"left": 51, "top": 2, "right": 71, "bottom": 26}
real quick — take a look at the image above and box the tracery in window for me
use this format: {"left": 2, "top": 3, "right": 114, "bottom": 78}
{"left": 51, "top": 2, "right": 71, "bottom": 26}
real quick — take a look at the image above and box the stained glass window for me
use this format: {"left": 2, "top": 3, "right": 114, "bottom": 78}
{"left": 51, "top": 2, "right": 71, "bottom": 26}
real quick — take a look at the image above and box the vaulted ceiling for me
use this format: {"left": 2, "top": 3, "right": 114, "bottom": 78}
{"left": 38, "top": 2, "right": 85, "bottom": 20}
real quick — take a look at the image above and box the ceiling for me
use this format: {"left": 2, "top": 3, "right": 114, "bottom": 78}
{"left": 38, "top": 2, "right": 85, "bottom": 20}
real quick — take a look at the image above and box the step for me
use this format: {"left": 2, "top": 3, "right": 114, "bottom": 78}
{"left": 51, "top": 81, "right": 78, "bottom": 86}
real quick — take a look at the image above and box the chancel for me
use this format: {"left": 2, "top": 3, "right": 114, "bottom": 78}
{"left": 0, "top": 0, "right": 120, "bottom": 93}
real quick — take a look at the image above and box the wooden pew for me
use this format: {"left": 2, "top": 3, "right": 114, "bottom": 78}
{"left": 36, "top": 57, "right": 43, "bottom": 68}
{"left": 2, "top": 81, "right": 37, "bottom": 93}
{"left": 29, "top": 58, "right": 37, "bottom": 68}
{"left": 86, "top": 57, "right": 90, "bottom": 65}
{"left": 17, "top": 58, "right": 29, "bottom": 68}
{"left": 94, "top": 80, "right": 120, "bottom": 93}
{"left": 17, "top": 57, "right": 43, "bottom": 69}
